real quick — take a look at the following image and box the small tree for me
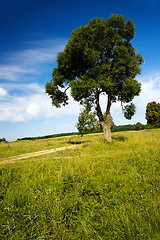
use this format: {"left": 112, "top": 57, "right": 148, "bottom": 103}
{"left": 46, "top": 14, "right": 143, "bottom": 141}
{"left": 145, "top": 101, "right": 160, "bottom": 126}
{"left": 0, "top": 138, "right": 7, "bottom": 142}
{"left": 76, "top": 108, "right": 98, "bottom": 136}
{"left": 135, "top": 122, "right": 144, "bottom": 131}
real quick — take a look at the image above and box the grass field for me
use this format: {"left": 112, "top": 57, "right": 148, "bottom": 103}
{"left": 0, "top": 130, "right": 160, "bottom": 239}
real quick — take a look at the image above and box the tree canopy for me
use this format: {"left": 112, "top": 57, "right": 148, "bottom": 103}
{"left": 46, "top": 14, "right": 143, "bottom": 141}
{"left": 145, "top": 101, "right": 160, "bottom": 126}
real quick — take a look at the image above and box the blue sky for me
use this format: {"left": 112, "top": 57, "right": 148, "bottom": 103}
{"left": 0, "top": 0, "right": 160, "bottom": 141}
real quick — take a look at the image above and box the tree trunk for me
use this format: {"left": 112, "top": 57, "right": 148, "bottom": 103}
{"left": 101, "top": 116, "right": 111, "bottom": 141}
{"left": 105, "top": 95, "right": 112, "bottom": 141}
{"left": 96, "top": 93, "right": 112, "bottom": 142}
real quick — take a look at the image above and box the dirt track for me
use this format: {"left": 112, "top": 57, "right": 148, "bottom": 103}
{"left": 0, "top": 145, "right": 79, "bottom": 164}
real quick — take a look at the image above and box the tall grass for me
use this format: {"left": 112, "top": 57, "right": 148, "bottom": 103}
{"left": 0, "top": 130, "right": 160, "bottom": 239}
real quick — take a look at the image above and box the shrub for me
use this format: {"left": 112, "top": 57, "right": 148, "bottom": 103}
{"left": 135, "top": 122, "right": 144, "bottom": 130}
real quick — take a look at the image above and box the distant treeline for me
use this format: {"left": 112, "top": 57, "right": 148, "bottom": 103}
{"left": 16, "top": 123, "right": 160, "bottom": 141}
{"left": 113, "top": 124, "right": 141, "bottom": 132}
{"left": 17, "top": 132, "right": 78, "bottom": 141}
{"left": 80, "top": 122, "right": 160, "bottom": 134}
{"left": 112, "top": 122, "right": 160, "bottom": 132}
{"left": 90, "top": 123, "right": 147, "bottom": 133}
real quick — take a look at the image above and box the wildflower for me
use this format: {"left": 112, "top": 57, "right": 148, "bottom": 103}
{"left": 28, "top": 223, "right": 31, "bottom": 226}
{"left": 77, "top": 183, "right": 80, "bottom": 185}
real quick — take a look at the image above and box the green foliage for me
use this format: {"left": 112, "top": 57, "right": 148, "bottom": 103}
{"left": 144, "top": 124, "right": 155, "bottom": 130}
{"left": 123, "top": 103, "right": 136, "bottom": 120}
{"left": 76, "top": 109, "right": 98, "bottom": 136}
{"left": 135, "top": 122, "right": 144, "bottom": 131}
{"left": 114, "top": 124, "right": 136, "bottom": 132}
{"left": 45, "top": 14, "right": 143, "bottom": 140}
{"left": 76, "top": 110, "right": 116, "bottom": 136}
{"left": 0, "top": 130, "right": 160, "bottom": 239}
{"left": 45, "top": 81, "right": 68, "bottom": 108}
{"left": 146, "top": 101, "right": 160, "bottom": 126}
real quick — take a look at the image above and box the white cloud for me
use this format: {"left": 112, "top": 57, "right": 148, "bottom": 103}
{"left": 11, "top": 115, "right": 25, "bottom": 122}
{"left": 46, "top": 112, "right": 61, "bottom": 119}
{"left": 112, "top": 102, "right": 122, "bottom": 113}
{"left": 24, "top": 83, "right": 44, "bottom": 93}
{"left": 133, "top": 76, "right": 160, "bottom": 110}
{"left": 43, "top": 121, "right": 49, "bottom": 125}
{"left": 26, "top": 103, "right": 40, "bottom": 117}
{"left": 0, "top": 87, "right": 7, "bottom": 99}
{"left": 0, "top": 82, "right": 81, "bottom": 123}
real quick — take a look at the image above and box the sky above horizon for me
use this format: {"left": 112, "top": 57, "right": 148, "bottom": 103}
{"left": 0, "top": 0, "right": 160, "bottom": 141}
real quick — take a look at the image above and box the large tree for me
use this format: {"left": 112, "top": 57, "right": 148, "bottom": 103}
{"left": 46, "top": 14, "right": 143, "bottom": 141}
{"left": 146, "top": 101, "right": 160, "bottom": 126}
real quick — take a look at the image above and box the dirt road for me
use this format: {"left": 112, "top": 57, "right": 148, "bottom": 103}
{"left": 0, "top": 145, "right": 79, "bottom": 164}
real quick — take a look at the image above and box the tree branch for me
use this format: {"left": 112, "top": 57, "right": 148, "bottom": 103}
{"left": 106, "top": 95, "right": 112, "bottom": 115}
{"left": 95, "top": 93, "right": 104, "bottom": 122}
{"left": 64, "top": 86, "right": 70, "bottom": 93}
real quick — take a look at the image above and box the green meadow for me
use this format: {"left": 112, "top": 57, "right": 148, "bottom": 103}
{"left": 0, "top": 130, "right": 160, "bottom": 239}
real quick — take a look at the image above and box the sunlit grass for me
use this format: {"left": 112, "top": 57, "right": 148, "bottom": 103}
{"left": 0, "top": 130, "right": 160, "bottom": 239}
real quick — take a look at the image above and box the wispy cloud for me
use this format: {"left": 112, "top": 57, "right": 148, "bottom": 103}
{"left": 0, "top": 65, "right": 31, "bottom": 81}
{"left": 0, "top": 38, "right": 67, "bottom": 82}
